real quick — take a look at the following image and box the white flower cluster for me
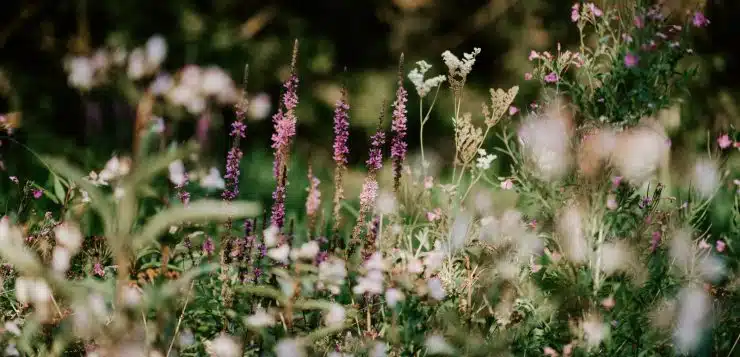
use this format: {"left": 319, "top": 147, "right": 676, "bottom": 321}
{"left": 64, "top": 35, "right": 166, "bottom": 90}
{"left": 86, "top": 156, "right": 132, "bottom": 186}
{"left": 318, "top": 257, "right": 348, "bottom": 295}
{"left": 475, "top": 148, "right": 497, "bottom": 170}
{"left": 518, "top": 109, "right": 572, "bottom": 181}
{"left": 51, "top": 222, "right": 83, "bottom": 273}
{"left": 160, "top": 65, "right": 238, "bottom": 115}
{"left": 408, "top": 61, "right": 447, "bottom": 98}
{"left": 441, "top": 47, "right": 481, "bottom": 79}
{"left": 15, "top": 277, "right": 54, "bottom": 321}
{"left": 353, "top": 252, "right": 386, "bottom": 295}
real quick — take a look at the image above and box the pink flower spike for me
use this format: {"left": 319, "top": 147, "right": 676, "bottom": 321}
{"left": 32, "top": 189, "right": 43, "bottom": 199}
{"left": 544, "top": 72, "right": 559, "bottom": 83}
{"left": 508, "top": 106, "right": 519, "bottom": 115}
{"left": 717, "top": 134, "right": 732, "bottom": 149}
{"left": 528, "top": 50, "right": 540, "bottom": 61}
{"left": 716, "top": 240, "right": 726, "bottom": 253}
{"left": 624, "top": 52, "right": 639, "bottom": 68}
{"left": 524, "top": 72, "right": 533, "bottom": 80}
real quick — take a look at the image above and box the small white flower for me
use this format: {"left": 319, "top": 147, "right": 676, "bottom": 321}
{"left": 3, "top": 321, "right": 21, "bottom": 336}
{"left": 122, "top": 285, "right": 142, "bottom": 307}
{"left": 290, "top": 241, "right": 319, "bottom": 261}
{"left": 427, "top": 277, "right": 446, "bottom": 300}
{"left": 14, "top": 277, "right": 31, "bottom": 304}
{"left": 370, "top": 342, "right": 387, "bottom": 357}
{"left": 201, "top": 67, "right": 233, "bottom": 97}
{"left": 385, "top": 288, "right": 405, "bottom": 307}
{"left": 248, "top": 93, "right": 272, "bottom": 120}
{"left": 441, "top": 47, "right": 481, "bottom": 79}
{"left": 274, "top": 338, "right": 305, "bottom": 357}
{"left": 66, "top": 56, "right": 94, "bottom": 90}
{"left": 30, "top": 279, "right": 52, "bottom": 304}
{"left": 364, "top": 252, "right": 387, "bottom": 271}
{"left": 208, "top": 334, "right": 241, "bottom": 357}
{"left": 475, "top": 149, "right": 497, "bottom": 170}
{"left": 200, "top": 167, "right": 225, "bottom": 190}
{"left": 150, "top": 75, "right": 174, "bottom": 96}
{"left": 408, "top": 60, "right": 447, "bottom": 97}
{"left": 318, "top": 258, "right": 347, "bottom": 294}
{"left": 127, "top": 48, "right": 147, "bottom": 80}
{"left": 582, "top": 316, "right": 609, "bottom": 347}
{"left": 692, "top": 159, "right": 719, "bottom": 198}
{"left": 423, "top": 249, "right": 446, "bottom": 275}
{"left": 51, "top": 246, "right": 72, "bottom": 273}
{"left": 145, "top": 35, "right": 167, "bottom": 69}
{"left": 113, "top": 187, "right": 126, "bottom": 200}
{"left": 353, "top": 270, "right": 384, "bottom": 295}
{"left": 425, "top": 335, "right": 455, "bottom": 355}
{"left": 267, "top": 244, "right": 290, "bottom": 263}
{"left": 54, "top": 222, "right": 82, "bottom": 253}
{"left": 406, "top": 258, "right": 424, "bottom": 274}
{"left": 324, "top": 303, "right": 346, "bottom": 327}
{"left": 80, "top": 190, "right": 91, "bottom": 203}
{"left": 245, "top": 308, "right": 275, "bottom": 328}
{"left": 168, "top": 160, "right": 187, "bottom": 186}
{"left": 263, "top": 225, "right": 280, "bottom": 247}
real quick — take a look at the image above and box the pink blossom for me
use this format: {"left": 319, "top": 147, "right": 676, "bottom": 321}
{"left": 650, "top": 231, "right": 661, "bottom": 252}
{"left": 606, "top": 197, "right": 618, "bottom": 210}
{"left": 531, "top": 263, "right": 542, "bottom": 273}
{"left": 586, "top": 3, "right": 602, "bottom": 17}
{"left": 544, "top": 72, "right": 559, "bottom": 83}
{"left": 508, "top": 106, "right": 519, "bottom": 115}
{"left": 692, "top": 12, "right": 709, "bottom": 27}
{"left": 601, "top": 296, "right": 615, "bottom": 310}
{"left": 524, "top": 72, "right": 533, "bottom": 80}
{"left": 426, "top": 208, "right": 442, "bottom": 222}
{"left": 544, "top": 346, "right": 559, "bottom": 357}
{"left": 717, "top": 134, "right": 732, "bottom": 149}
{"left": 624, "top": 52, "right": 639, "bottom": 68}
{"left": 32, "top": 189, "right": 43, "bottom": 199}
{"left": 93, "top": 262, "right": 105, "bottom": 277}
{"left": 622, "top": 34, "right": 633, "bottom": 43}
{"left": 424, "top": 176, "right": 434, "bottom": 189}
{"left": 699, "top": 240, "right": 711, "bottom": 249}
{"left": 571, "top": 3, "right": 580, "bottom": 22}
{"left": 528, "top": 50, "right": 540, "bottom": 61}
{"left": 716, "top": 240, "right": 726, "bottom": 253}
{"left": 500, "top": 179, "right": 514, "bottom": 190}
{"left": 634, "top": 15, "right": 644, "bottom": 28}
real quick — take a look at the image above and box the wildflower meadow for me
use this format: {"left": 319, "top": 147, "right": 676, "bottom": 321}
{"left": 0, "top": 1, "right": 739, "bottom": 356}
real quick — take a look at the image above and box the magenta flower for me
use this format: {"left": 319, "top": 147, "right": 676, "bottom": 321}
{"left": 650, "top": 231, "right": 661, "bottom": 252}
{"left": 332, "top": 90, "right": 350, "bottom": 166}
{"left": 270, "top": 169, "right": 287, "bottom": 228}
{"left": 359, "top": 179, "right": 379, "bottom": 210}
{"left": 586, "top": 3, "right": 602, "bottom": 17}
{"left": 508, "top": 106, "right": 519, "bottom": 115}
{"left": 692, "top": 11, "right": 709, "bottom": 27}
{"left": 611, "top": 176, "right": 623, "bottom": 188}
{"left": 716, "top": 240, "right": 726, "bottom": 253}
{"left": 202, "top": 236, "right": 215, "bottom": 256}
{"left": 624, "top": 52, "right": 639, "bottom": 68}
{"left": 571, "top": 3, "right": 580, "bottom": 22}
{"left": 544, "top": 72, "right": 559, "bottom": 83}
{"left": 634, "top": 15, "right": 644, "bottom": 28}
{"left": 93, "top": 261, "right": 105, "bottom": 277}
{"left": 366, "top": 131, "right": 385, "bottom": 173}
{"left": 528, "top": 51, "right": 540, "bottom": 61}
{"left": 271, "top": 73, "right": 300, "bottom": 178}
{"left": 717, "top": 134, "right": 732, "bottom": 149}
{"left": 390, "top": 69, "right": 408, "bottom": 191}
{"left": 32, "top": 189, "right": 43, "bottom": 199}
{"left": 222, "top": 147, "right": 243, "bottom": 200}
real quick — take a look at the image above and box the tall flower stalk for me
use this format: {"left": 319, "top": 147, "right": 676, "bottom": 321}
{"left": 350, "top": 107, "right": 386, "bottom": 254}
{"left": 270, "top": 40, "right": 300, "bottom": 229}
{"left": 390, "top": 54, "right": 408, "bottom": 192}
{"left": 331, "top": 87, "right": 350, "bottom": 241}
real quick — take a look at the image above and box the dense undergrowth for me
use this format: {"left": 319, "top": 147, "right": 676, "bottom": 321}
{"left": 1, "top": 1, "right": 739, "bottom": 356}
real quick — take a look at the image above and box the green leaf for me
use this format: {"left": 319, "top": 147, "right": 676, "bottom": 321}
{"left": 132, "top": 199, "right": 261, "bottom": 249}
{"left": 41, "top": 156, "right": 114, "bottom": 236}
{"left": 53, "top": 176, "right": 66, "bottom": 203}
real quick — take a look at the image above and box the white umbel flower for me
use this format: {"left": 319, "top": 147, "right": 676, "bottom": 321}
{"left": 408, "top": 60, "right": 446, "bottom": 97}
{"left": 245, "top": 308, "right": 275, "bottom": 328}
{"left": 207, "top": 334, "right": 241, "bottom": 357}
{"left": 441, "top": 48, "right": 481, "bottom": 79}
{"left": 267, "top": 244, "right": 290, "bottom": 263}
{"left": 324, "top": 303, "right": 346, "bottom": 327}
{"left": 275, "top": 339, "right": 305, "bottom": 357}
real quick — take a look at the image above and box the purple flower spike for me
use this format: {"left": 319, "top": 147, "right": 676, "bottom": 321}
{"left": 390, "top": 56, "right": 408, "bottom": 191}
{"left": 332, "top": 90, "right": 350, "bottom": 166}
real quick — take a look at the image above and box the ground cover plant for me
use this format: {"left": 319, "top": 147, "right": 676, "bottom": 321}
{"left": 1, "top": 1, "right": 739, "bottom": 356}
